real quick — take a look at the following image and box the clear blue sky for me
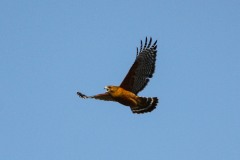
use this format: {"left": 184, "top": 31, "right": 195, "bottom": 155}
{"left": 0, "top": 0, "right": 239, "bottom": 159}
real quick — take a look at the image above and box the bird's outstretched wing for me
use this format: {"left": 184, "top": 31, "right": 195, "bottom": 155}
{"left": 77, "top": 92, "right": 115, "bottom": 101}
{"left": 120, "top": 37, "right": 157, "bottom": 94}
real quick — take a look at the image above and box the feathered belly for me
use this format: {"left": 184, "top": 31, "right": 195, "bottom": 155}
{"left": 113, "top": 93, "right": 138, "bottom": 107}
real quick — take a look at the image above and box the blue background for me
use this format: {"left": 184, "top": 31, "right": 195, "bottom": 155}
{"left": 1, "top": 0, "right": 239, "bottom": 159}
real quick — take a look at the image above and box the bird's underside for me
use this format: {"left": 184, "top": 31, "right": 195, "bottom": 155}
{"left": 77, "top": 37, "right": 158, "bottom": 114}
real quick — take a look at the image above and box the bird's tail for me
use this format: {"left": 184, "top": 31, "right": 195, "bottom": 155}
{"left": 131, "top": 97, "right": 158, "bottom": 114}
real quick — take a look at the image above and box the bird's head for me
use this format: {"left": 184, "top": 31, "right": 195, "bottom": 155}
{"left": 104, "top": 86, "right": 118, "bottom": 93}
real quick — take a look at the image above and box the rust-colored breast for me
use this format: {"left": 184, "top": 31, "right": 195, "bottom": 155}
{"left": 110, "top": 87, "right": 138, "bottom": 107}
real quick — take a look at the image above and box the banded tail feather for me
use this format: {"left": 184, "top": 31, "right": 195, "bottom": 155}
{"left": 131, "top": 97, "right": 158, "bottom": 114}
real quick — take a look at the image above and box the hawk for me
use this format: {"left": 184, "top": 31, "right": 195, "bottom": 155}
{"left": 77, "top": 37, "right": 158, "bottom": 114}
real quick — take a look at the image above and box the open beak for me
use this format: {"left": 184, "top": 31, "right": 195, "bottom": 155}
{"left": 104, "top": 86, "right": 109, "bottom": 92}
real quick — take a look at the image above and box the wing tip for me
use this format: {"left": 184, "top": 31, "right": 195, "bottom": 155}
{"left": 77, "top": 92, "right": 88, "bottom": 99}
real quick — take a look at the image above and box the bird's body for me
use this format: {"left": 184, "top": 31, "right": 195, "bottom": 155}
{"left": 102, "top": 86, "right": 158, "bottom": 113}
{"left": 106, "top": 86, "right": 138, "bottom": 107}
{"left": 77, "top": 37, "right": 159, "bottom": 114}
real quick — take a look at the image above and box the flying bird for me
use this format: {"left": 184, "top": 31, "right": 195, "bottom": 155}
{"left": 77, "top": 37, "right": 158, "bottom": 114}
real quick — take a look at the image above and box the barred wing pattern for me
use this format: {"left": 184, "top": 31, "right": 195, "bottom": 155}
{"left": 120, "top": 37, "right": 157, "bottom": 94}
